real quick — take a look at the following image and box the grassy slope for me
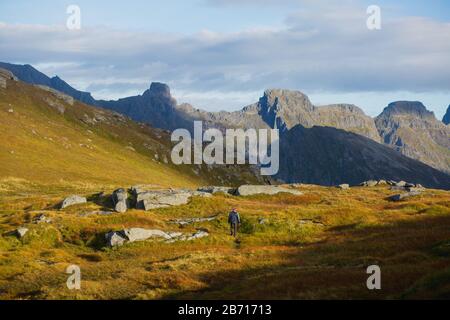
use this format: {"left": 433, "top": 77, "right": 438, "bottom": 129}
{"left": 0, "top": 79, "right": 450, "bottom": 299}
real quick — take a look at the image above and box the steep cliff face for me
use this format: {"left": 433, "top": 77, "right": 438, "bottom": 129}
{"left": 276, "top": 125, "right": 450, "bottom": 189}
{"left": 443, "top": 105, "right": 450, "bottom": 125}
{"left": 314, "top": 104, "right": 381, "bottom": 142}
{"left": 375, "top": 101, "right": 450, "bottom": 174}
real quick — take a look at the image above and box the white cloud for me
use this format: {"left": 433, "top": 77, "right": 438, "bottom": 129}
{"left": 0, "top": 2, "right": 449, "bottom": 115}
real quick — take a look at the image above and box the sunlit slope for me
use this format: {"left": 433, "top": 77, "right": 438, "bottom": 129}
{"left": 0, "top": 79, "right": 219, "bottom": 188}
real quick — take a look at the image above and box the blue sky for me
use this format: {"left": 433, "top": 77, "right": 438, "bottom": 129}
{"left": 0, "top": 0, "right": 449, "bottom": 118}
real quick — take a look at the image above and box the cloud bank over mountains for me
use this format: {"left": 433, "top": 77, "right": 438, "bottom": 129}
{"left": 0, "top": 1, "right": 449, "bottom": 114}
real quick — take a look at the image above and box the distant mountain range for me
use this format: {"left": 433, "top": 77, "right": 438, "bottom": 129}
{"left": 1, "top": 61, "right": 449, "bottom": 188}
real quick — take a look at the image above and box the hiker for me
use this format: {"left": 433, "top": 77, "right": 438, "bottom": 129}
{"left": 228, "top": 208, "right": 241, "bottom": 237}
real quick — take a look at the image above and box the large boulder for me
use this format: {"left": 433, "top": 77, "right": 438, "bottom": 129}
{"left": 235, "top": 185, "right": 302, "bottom": 196}
{"left": 136, "top": 190, "right": 192, "bottom": 210}
{"left": 112, "top": 188, "right": 128, "bottom": 213}
{"left": 61, "top": 195, "right": 87, "bottom": 209}
{"left": 105, "top": 228, "right": 209, "bottom": 247}
{"left": 16, "top": 227, "right": 29, "bottom": 238}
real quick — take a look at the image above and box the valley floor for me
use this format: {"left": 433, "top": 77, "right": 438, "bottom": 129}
{"left": 0, "top": 178, "right": 449, "bottom": 299}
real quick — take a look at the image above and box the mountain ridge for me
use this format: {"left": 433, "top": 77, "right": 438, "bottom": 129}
{"left": 1, "top": 62, "right": 449, "bottom": 184}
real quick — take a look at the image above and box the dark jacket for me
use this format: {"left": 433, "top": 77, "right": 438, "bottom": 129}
{"left": 228, "top": 211, "right": 241, "bottom": 224}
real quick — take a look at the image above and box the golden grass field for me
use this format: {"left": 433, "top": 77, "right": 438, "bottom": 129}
{"left": 1, "top": 78, "right": 450, "bottom": 299}
{"left": 0, "top": 179, "right": 449, "bottom": 299}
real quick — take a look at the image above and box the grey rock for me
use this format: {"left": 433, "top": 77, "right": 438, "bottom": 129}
{"left": 236, "top": 185, "right": 302, "bottom": 196}
{"left": 112, "top": 188, "right": 128, "bottom": 213}
{"left": 190, "top": 191, "right": 213, "bottom": 198}
{"left": 337, "top": 184, "right": 350, "bottom": 189}
{"left": 106, "top": 228, "right": 209, "bottom": 247}
{"left": 389, "top": 191, "right": 421, "bottom": 201}
{"left": 396, "top": 181, "right": 407, "bottom": 187}
{"left": 360, "top": 180, "right": 378, "bottom": 187}
{"left": 16, "top": 227, "right": 29, "bottom": 238}
{"left": 136, "top": 190, "right": 192, "bottom": 211}
{"left": 377, "top": 180, "right": 387, "bottom": 185}
{"left": 197, "top": 186, "right": 234, "bottom": 194}
{"left": 61, "top": 195, "right": 87, "bottom": 209}
{"left": 105, "top": 231, "right": 127, "bottom": 247}
{"left": 123, "top": 228, "right": 172, "bottom": 242}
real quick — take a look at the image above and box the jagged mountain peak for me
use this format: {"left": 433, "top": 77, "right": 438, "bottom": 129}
{"left": 261, "top": 88, "right": 314, "bottom": 111}
{"left": 143, "top": 82, "right": 172, "bottom": 98}
{"left": 380, "top": 101, "right": 435, "bottom": 119}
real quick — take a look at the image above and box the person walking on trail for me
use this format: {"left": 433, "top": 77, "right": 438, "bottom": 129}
{"left": 228, "top": 208, "right": 241, "bottom": 237}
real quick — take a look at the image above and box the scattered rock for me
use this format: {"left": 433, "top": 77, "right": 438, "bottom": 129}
{"left": 389, "top": 191, "right": 421, "bottom": 202}
{"left": 16, "top": 227, "right": 29, "bottom": 238}
{"left": 235, "top": 185, "right": 302, "bottom": 196}
{"left": 377, "top": 180, "right": 387, "bottom": 185}
{"left": 258, "top": 218, "right": 267, "bottom": 224}
{"left": 337, "top": 184, "right": 350, "bottom": 190}
{"left": 112, "top": 188, "right": 128, "bottom": 213}
{"left": 8, "top": 109, "right": 14, "bottom": 113}
{"left": 61, "top": 195, "right": 87, "bottom": 209}
{"left": 387, "top": 180, "right": 397, "bottom": 186}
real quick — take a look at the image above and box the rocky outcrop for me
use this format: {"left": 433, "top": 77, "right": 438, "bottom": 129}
{"left": 112, "top": 189, "right": 128, "bottom": 213}
{"left": 235, "top": 185, "right": 302, "bottom": 196}
{"left": 337, "top": 184, "right": 350, "bottom": 189}
{"left": 61, "top": 195, "right": 87, "bottom": 209}
{"left": 0, "top": 67, "right": 18, "bottom": 89}
{"left": 276, "top": 126, "right": 450, "bottom": 189}
{"left": 105, "top": 228, "right": 209, "bottom": 247}
{"left": 375, "top": 101, "right": 450, "bottom": 174}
